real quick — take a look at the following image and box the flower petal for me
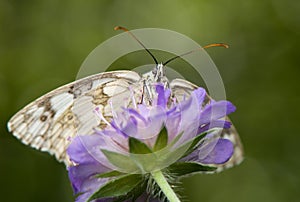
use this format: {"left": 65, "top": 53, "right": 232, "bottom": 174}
{"left": 197, "top": 120, "right": 231, "bottom": 134}
{"left": 199, "top": 138, "right": 234, "bottom": 164}
{"left": 67, "top": 134, "right": 128, "bottom": 169}
{"left": 167, "top": 88, "right": 206, "bottom": 144}
{"left": 67, "top": 135, "right": 104, "bottom": 165}
{"left": 199, "top": 101, "right": 236, "bottom": 125}
{"left": 155, "top": 84, "right": 171, "bottom": 107}
{"left": 68, "top": 163, "right": 110, "bottom": 194}
{"left": 74, "top": 177, "right": 112, "bottom": 202}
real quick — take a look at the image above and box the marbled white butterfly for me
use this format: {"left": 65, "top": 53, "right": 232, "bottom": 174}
{"left": 7, "top": 26, "right": 243, "bottom": 172}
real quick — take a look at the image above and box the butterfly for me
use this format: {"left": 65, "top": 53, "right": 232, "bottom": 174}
{"left": 7, "top": 26, "right": 243, "bottom": 172}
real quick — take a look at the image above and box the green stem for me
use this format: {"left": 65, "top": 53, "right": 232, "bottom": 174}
{"left": 151, "top": 170, "right": 181, "bottom": 202}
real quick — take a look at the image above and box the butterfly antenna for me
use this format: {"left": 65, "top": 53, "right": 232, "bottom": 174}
{"left": 163, "top": 43, "right": 229, "bottom": 66}
{"left": 114, "top": 26, "right": 158, "bottom": 65}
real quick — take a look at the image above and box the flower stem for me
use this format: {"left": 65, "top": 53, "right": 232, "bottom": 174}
{"left": 151, "top": 170, "right": 181, "bottom": 202}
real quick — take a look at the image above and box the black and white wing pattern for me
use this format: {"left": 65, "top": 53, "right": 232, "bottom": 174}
{"left": 170, "top": 78, "right": 244, "bottom": 173}
{"left": 7, "top": 71, "right": 143, "bottom": 165}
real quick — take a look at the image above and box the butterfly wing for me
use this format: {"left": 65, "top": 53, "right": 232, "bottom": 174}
{"left": 170, "top": 78, "right": 244, "bottom": 173}
{"left": 7, "top": 71, "right": 142, "bottom": 165}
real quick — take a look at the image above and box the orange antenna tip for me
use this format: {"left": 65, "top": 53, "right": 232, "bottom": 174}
{"left": 163, "top": 43, "right": 229, "bottom": 65}
{"left": 114, "top": 26, "right": 128, "bottom": 32}
{"left": 203, "top": 43, "right": 229, "bottom": 49}
{"left": 223, "top": 44, "right": 229, "bottom": 48}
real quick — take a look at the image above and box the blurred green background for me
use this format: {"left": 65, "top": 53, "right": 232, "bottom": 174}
{"left": 1, "top": 0, "right": 299, "bottom": 202}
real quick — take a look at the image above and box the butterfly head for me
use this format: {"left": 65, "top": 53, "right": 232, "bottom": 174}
{"left": 141, "top": 63, "right": 169, "bottom": 86}
{"left": 152, "top": 63, "right": 165, "bottom": 81}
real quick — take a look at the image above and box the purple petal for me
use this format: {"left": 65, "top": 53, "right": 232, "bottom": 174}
{"left": 165, "top": 110, "right": 181, "bottom": 141}
{"left": 137, "top": 104, "right": 149, "bottom": 115}
{"left": 128, "top": 108, "right": 147, "bottom": 124}
{"left": 112, "top": 106, "right": 166, "bottom": 142}
{"left": 68, "top": 163, "right": 110, "bottom": 194}
{"left": 112, "top": 116, "right": 138, "bottom": 137}
{"left": 199, "top": 138, "right": 234, "bottom": 164}
{"left": 200, "top": 101, "right": 236, "bottom": 125}
{"left": 197, "top": 120, "right": 231, "bottom": 134}
{"left": 67, "top": 135, "right": 104, "bottom": 164}
{"left": 132, "top": 106, "right": 166, "bottom": 142}
{"left": 168, "top": 87, "right": 206, "bottom": 144}
{"left": 67, "top": 134, "right": 128, "bottom": 168}
{"left": 74, "top": 177, "right": 111, "bottom": 202}
{"left": 155, "top": 84, "right": 171, "bottom": 107}
{"left": 192, "top": 88, "right": 206, "bottom": 106}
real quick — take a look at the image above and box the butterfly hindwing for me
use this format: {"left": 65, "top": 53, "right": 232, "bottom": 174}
{"left": 8, "top": 71, "right": 142, "bottom": 165}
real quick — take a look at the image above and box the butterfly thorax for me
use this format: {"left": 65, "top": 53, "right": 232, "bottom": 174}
{"left": 141, "top": 63, "right": 169, "bottom": 104}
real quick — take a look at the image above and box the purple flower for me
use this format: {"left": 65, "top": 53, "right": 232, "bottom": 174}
{"left": 67, "top": 83, "right": 236, "bottom": 202}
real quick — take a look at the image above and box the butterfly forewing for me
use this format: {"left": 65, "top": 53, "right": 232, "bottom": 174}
{"left": 8, "top": 71, "right": 142, "bottom": 165}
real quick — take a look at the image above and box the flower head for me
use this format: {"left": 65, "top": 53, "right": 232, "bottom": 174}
{"left": 67, "top": 83, "right": 236, "bottom": 202}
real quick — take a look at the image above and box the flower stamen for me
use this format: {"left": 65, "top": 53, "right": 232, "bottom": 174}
{"left": 129, "top": 86, "right": 137, "bottom": 109}
{"left": 94, "top": 107, "right": 111, "bottom": 126}
{"left": 109, "top": 100, "right": 118, "bottom": 120}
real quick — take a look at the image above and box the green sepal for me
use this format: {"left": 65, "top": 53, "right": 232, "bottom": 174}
{"left": 129, "top": 137, "right": 153, "bottom": 154}
{"left": 88, "top": 174, "right": 143, "bottom": 201}
{"left": 113, "top": 179, "right": 147, "bottom": 202}
{"left": 128, "top": 137, "right": 157, "bottom": 172}
{"left": 101, "top": 149, "right": 139, "bottom": 172}
{"left": 95, "top": 170, "right": 126, "bottom": 178}
{"left": 169, "top": 131, "right": 183, "bottom": 147}
{"left": 153, "top": 126, "right": 168, "bottom": 151}
{"left": 168, "top": 162, "right": 217, "bottom": 177}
